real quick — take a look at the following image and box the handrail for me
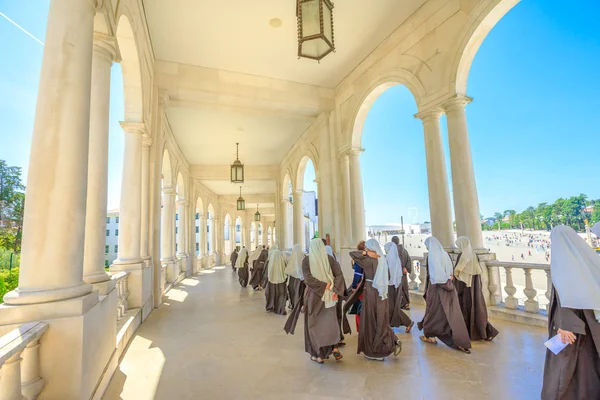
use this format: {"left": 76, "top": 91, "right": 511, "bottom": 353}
{"left": 486, "top": 260, "right": 549, "bottom": 270}
{"left": 0, "top": 321, "right": 49, "bottom": 399}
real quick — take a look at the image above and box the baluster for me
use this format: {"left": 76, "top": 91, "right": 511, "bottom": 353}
{"left": 123, "top": 275, "right": 130, "bottom": 313}
{"left": 409, "top": 261, "right": 418, "bottom": 290}
{"left": 0, "top": 352, "right": 24, "bottom": 400}
{"left": 418, "top": 256, "right": 428, "bottom": 293}
{"left": 22, "top": 339, "right": 44, "bottom": 400}
{"left": 503, "top": 267, "right": 519, "bottom": 309}
{"left": 116, "top": 279, "right": 124, "bottom": 319}
{"left": 523, "top": 269, "right": 540, "bottom": 313}
{"left": 545, "top": 269, "right": 552, "bottom": 313}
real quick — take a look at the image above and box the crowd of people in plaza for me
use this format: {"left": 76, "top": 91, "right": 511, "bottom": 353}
{"left": 227, "top": 222, "right": 600, "bottom": 399}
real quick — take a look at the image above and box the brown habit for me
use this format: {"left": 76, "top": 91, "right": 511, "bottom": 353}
{"left": 230, "top": 251, "right": 238, "bottom": 271}
{"left": 302, "top": 255, "right": 345, "bottom": 358}
{"left": 541, "top": 290, "right": 600, "bottom": 400}
{"left": 397, "top": 244, "right": 411, "bottom": 308}
{"left": 287, "top": 276, "right": 305, "bottom": 311}
{"left": 249, "top": 249, "right": 268, "bottom": 289}
{"left": 417, "top": 257, "right": 471, "bottom": 350}
{"left": 349, "top": 251, "right": 398, "bottom": 358}
{"left": 389, "top": 244, "right": 413, "bottom": 327}
{"left": 237, "top": 253, "right": 249, "bottom": 287}
{"left": 264, "top": 258, "right": 288, "bottom": 315}
{"left": 453, "top": 253, "right": 499, "bottom": 341}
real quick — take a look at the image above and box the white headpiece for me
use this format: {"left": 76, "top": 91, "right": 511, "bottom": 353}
{"left": 235, "top": 248, "right": 248, "bottom": 269}
{"left": 365, "top": 239, "right": 389, "bottom": 300}
{"left": 308, "top": 238, "right": 337, "bottom": 308}
{"left": 424, "top": 236, "right": 453, "bottom": 285}
{"left": 384, "top": 242, "right": 402, "bottom": 288}
{"left": 455, "top": 236, "right": 483, "bottom": 287}
{"left": 285, "top": 243, "right": 305, "bottom": 280}
{"left": 267, "top": 248, "right": 287, "bottom": 284}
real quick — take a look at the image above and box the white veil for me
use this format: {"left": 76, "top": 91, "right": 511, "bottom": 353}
{"left": 424, "top": 236, "right": 453, "bottom": 285}
{"left": 383, "top": 242, "right": 402, "bottom": 288}
{"left": 235, "top": 248, "right": 248, "bottom": 269}
{"left": 308, "top": 238, "right": 337, "bottom": 308}
{"left": 365, "top": 239, "right": 389, "bottom": 300}
{"left": 267, "top": 248, "right": 287, "bottom": 284}
{"left": 285, "top": 243, "right": 304, "bottom": 280}
{"left": 455, "top": 236, "right": 483, "bottom": 287}
{"left": 550, "top": 225, "right": 600, "bottom": 322}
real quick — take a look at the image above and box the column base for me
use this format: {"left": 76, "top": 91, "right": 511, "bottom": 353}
{"left": 0, "top": 288, "right": 117, "bottom": 400}
{"left": 3, "top": 281, "right": 93, "bottom": 306}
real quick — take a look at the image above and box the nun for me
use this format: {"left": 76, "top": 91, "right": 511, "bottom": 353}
{"left": 249, "top": 246, "right": 268, "bottom": 290}
{"left": 349, "top": 239, "right": 402, "bottom": 360}
{"left": 541, "top": 225, "right": 600, "bottom": 400}
{"left": 285, "top": 244, "right": 305, "bottom": 310}
{"left": 262, "top": 244, "right": 278, "bottom": 289}
{"left": 322, "top": 239, "right": 348, "bottom": 346}
{"left": 417, "top": 236, "right": 471, "bottom": 353}
{"left": 230, "top": 248, "right": 238, "bottom": 272}
{"left": 384, "top": 241, "right": 414, "bottom": 332}
{"left": 302, "top": 238, "right": 345, "bottom": 364}
{"left": 454, "top": 236, "right": 499, "bottom": 341}
{"left": 235, "top": 247, "right": 249, "bottom": 288}
{"left": 391, "top": 236, "right": 412, "bottom": 310}
{"left": 265, "top": 247, "right": 288, "bottom": 315}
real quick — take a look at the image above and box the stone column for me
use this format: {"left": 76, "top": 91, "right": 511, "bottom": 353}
{"left": 176, "top": 198, "right": 186, "bottom": 257}
{"left": 416, "top": 108, "right": 455, "bottom": 249}
{"left": 114, "top": 122, "right": 144, "bottom": 266}
{"left": 279, "top": 199, "right": 288, "bottom": 248}
{"left": 4, "top": 0, "right": 95, "bottom": 305}
{"left": 161, "top": 187, "right": 176, "bottom": 261}
{"left": 338, "top": 153, "right": 352, "bottom": 247}
{"left": 140, "top": 135, "right": 152, "bottom": 260}
{"left": 348, "top": 149, "right": 366, "bottom": 244}
{"left": 83, "top": 33, "right": 117, "bottom": 289}
{"left": 293, "top": 190, "right": 305, "bottom": 250}
{"left": 443, "top": 95, "right": 484, "bottom": 249}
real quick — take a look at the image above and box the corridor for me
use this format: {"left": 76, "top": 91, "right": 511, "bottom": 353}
{"left": 104, "top": 266, "right": 547, "bottom": 400}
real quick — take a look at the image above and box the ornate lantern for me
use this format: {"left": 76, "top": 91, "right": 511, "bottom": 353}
{"left": 297, "top": 0, "right": 335, "bottom": 61}
{"left": 230, "top": 143, "right": 244, "bottom": 184}
{"left": 254, "top": 204, "right": 261, "bottom": 222}
{"left": 237, "top": 187, "right": 245, "bottom": 211}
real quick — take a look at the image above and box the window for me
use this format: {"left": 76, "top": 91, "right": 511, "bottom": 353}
{"left": 176, "top": 244, "right": 178, "bottom": 252}
{"left": 175, "top": 227, "right": 178, "bottom": 234}
{"left": 195, "top": 213, "right": 199, "bottom": 220}
{"left": 116, "top": 217, "right": 119, "bottom": 223}
{"left": 114, "top": 245, "right": 118, "bottom": 253}
{"left": 105, "top": 260, "right": 109, "bottom": 267}
{"left": 105, "top": 245, "right": 109, "bottom": 254}
{"left": 115, "top": 229, "right": 119, "bottom": 236}
{"left": 106, "top": 229, "right": 110, "bottom": 236}
{"left": 196, "top": 243, "right": 199, "bottom": 251}
{"left": 207, "top": 225, "right": 210, "bottom": 233}
{"left": 196, "top": 226, "right": 199, "bottom": 233}
{"left": 176, "top": 214, "right": 178, "bottom": 221}
{"left": 106, "top": 217, "right": 110, "bottom": 223}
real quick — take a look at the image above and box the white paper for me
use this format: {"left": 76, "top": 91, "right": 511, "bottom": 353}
{"left": 544, "top": 333, "right": 569, "bottom": 355}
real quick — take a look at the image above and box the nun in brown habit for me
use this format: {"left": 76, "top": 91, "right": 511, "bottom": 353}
{"left": 541, "top": 226, "right": 600, "bottom": 400}
{"left": 302, "top": 238, "right": 345, "bottom": 363}
{"left": 384, "top": 241, "right": 414, "bottom": 332}
{"left": 249, "top": 246, "right": 268, "bottom": 290}
{"left": 417, "top": 236, "right": 471, "bottom": 353}
{"left": 390, "top": 236, "right": 411, "bottom": 309}
{"left": 349, "top": 239, "right": 402, "bottom": 360}
{"left": 235, "top": 247, "right": 249, "bottom": 287}
{"left": 285, "top": 244, "right": 306, "bottom": 310}
{"left": 454, "top": 236, "right": 499, "bottom": 341}
{"left": 264, "top": 247, "right": 288, "bottom": 315}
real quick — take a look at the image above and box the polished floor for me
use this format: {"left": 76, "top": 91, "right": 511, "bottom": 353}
{"left": 103, "top": 266, "right": 547, "bottom": 400}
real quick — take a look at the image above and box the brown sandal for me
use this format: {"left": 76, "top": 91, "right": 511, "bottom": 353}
{"left": 333, "top": 349, "right": 343, "bottom": 361}
{"left": 420, "top": 336, "right": 437, "bottom": 344}
{"left": 457, "top": 346, "right": 471, "bottom": 354}
{"left": 310, "top": 356, "right": 324, "bottom": 364}
{"left": 405, "top": 321, "right": 414, "bottom": 334}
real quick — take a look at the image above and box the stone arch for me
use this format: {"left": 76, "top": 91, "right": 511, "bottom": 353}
{"left": 224, "top": 213, "right": 233, "bottom": 254}
{"left": 281, "top": 173, "right": 293, "bottom": 248}
{"left": 449, "top": 0, "right": 520, "bottom": 94}
{"left": 115, "top": 14, "right": 143, "bottom": 122}
{"left": 161, "top": 148, "right": 173, "bottom": 189}
{"left": 350, "top": 76, "right": 422, "bottom": 149}
{"left": 235, "top": 216, "right": 243, "bottom": 248}
{"left": 194, "top": 196, "right": 204, "bottom": 256}
{"left": 282, "top": 173, "right": 292, "bottom": 200}
{"left": 295, "top": 155, "right": 318, "bottom": 192}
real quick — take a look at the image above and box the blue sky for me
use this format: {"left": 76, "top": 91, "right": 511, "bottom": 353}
{"left": 1, "top": 1, "right": 598, "bottom": 223}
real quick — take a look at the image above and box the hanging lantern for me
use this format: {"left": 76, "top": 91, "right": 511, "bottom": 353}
{"left": 230, "top": 142, "right": 244, "bottom": 184}
{"left": 237, "top": 186, "right": 245, "bottom": 211}
{"left": 254, "top": 204, "right": 261, "bottom": 222}
{"left": 297, "top": 0, "right": 335, "bottom": 61}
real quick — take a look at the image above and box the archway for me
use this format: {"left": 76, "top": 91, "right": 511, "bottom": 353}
{"left": 250, "top": 222, "right": 256, "bottom": 250}
{"left": 175, "top": 173, "right": 185, "bottom": 256}
{"left": 195, "top": 197, "right": 204, "bottom": 257}
{"left": 296, "top": 157, "right": 318, "bottom": 252}
{"left": 235, "top": 216, "right": 243, "bottom": 249}
{"left": 160, "top": 149, "right": 174, "bottom": 262}
{"left": 207, "top": 203, "right": 215, "bottom": 254}
{"left": 257, "top": 222, "right": 263, "bottom": 246}
{"left": 224, "top": 213, "right": 232, "bottom": 255}
{"left": 115, "top": 15, "right": 143, "bottom": 123}
{"left": 281, "top": 174, "right": 293, "bottom": 249}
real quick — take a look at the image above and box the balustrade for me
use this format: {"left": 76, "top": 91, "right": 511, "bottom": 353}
{"left": 0, "top": 322, "right": 48, "bottom": 400}
{"left": 112, "top": 271, "right": 130, "bottom": 321}
{"left": 410, "top": 256, "right": 424, "bottom": 291}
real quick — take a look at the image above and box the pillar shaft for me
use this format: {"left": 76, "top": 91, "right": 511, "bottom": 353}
{"left": 416, "top": 109, "right": 455, "bottom": 249}
{"left": 83, "top": 34, "right": 117, "bottom": 284}
{"left": 5, "top": 0, "right": 95, "bottom": 304}
{"left": 338, "top": 154, "right": 352, "bottom": 247}
{"left": 177, "top": 199, "right": 186, "bottom": 256}
{"left": 293, "top": 191, "right": 304, "bottom": 250}
{"left": 443, "top": 95, "right": 484, "bottom": 249}
{"left": 161, "top": 188, "right": 175, "bottom": 261}
{"left": 115, "top": 122, "right": 144, "bottom": 264}
{"left": 279, "top": 200, "right": 288, "bottom": 248}
{"left": 348, "top": 149, "right": 366, "bottom": 244}
{"left": 140, "top": 136, "right": 152, "bottom": 259}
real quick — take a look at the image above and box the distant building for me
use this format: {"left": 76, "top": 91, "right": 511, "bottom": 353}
{"left": 367, "top": 223, "right": 432, "bottom": 237}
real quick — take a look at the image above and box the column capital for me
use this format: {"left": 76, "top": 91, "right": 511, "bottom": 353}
{"left": 441, "top": 94, "right": 473, "bottom": 113}
{"left": 142, "top": 134, "right": 153, "bottom": 148}
{"left": 347, "top": 148, "right": 364, "bottom": 157}
{"left": 177, "top": 198, "right": 187, "bottom": 205}
{"left": 162, "top": 186, "right": 176, "bottom": 196}
{"left": 293, "top": 190, "right": 304, "bottom": 197}
{"left": 414, "top": 107, "right": 443, "bottom": 122}
{"left": 120, "top": 121, "right": 146, "bottom": 136}
{"left": 93, "top": 32, "right": 118, "bottom": 62}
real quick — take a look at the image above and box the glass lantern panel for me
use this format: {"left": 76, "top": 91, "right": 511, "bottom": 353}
{"left": 301, "top": 1, "right": 320, "bottom": 37}
{"left": 323, "top": 3, "right": 333, "bottom": 43}
{"left": 301, "top": 37, "right": 331, "bottom": 60}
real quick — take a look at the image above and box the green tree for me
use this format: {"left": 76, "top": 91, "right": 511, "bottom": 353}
{"left": 494, "top": 212, "right": 504, "bottom": 230}
{"left": 0, "top": 161, "right": 25, "bottom": 253}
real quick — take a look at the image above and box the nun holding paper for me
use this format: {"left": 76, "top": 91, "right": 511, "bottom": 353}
{"left": 541, "top": 225, "right": 600, "bottom": 400}
{"left": 349, "top": 239, "right": 402, "bottom": 360}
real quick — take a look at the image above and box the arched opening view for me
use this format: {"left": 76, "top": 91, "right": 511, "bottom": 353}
{"left": 296, "top": 157, "right": 318, "bottom": 253}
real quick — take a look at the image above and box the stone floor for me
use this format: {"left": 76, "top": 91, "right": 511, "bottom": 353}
{"left": 103, "top": 266, "right": 547, "bottom": 400}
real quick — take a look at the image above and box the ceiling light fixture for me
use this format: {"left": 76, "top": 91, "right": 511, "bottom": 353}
{"left": 230, "top": 142, "right": 244, "bottom": 184}
{"left": 237, "top": 187, "right": 246, "bottom": 211}
{"left": 296, "top": 0, "right": 335, "bottom": 62}
{"left": 254, "top": 204, "right": 261, "bottom": 222}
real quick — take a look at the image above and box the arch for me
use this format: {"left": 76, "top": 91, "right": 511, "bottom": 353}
{"left": 350, "top": 78, "right": 421, "bottom": 149}
{"left": 161, "top": 148, "right": 173, "bottom": 189}
{"left": 450, "top": 0, "right": 520, "bottom": 94}
{"left": 282, "top": 173, "right": 292, "bottom": 200}
{"left": 224, "top": 213, "right": 233, "bottom": 254}
{"left": 295, "top": 155, "right": 319, "bottom": 192}
{"left": 115, "top": 15, "right": 143, "bottom": 122}
{"left": 235, "top": 216, "right": 243, "bottom": 248}
{"left": 194, "top": 197, "right": 205, "bottom": 256}
{"left": 257, "top": 222, "right": 263, "bottom": 246}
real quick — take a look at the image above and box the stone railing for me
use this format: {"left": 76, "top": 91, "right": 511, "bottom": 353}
{"left": 161, "top": 263, "right": 167, "bottom": 290}
{"left": 486, "top": 260, "right": 551, "bottom": 314}
{"left": 0, "top": 322, "right": 48, "bottom": 400}
{"left": 409, "top": 256, "right": 425, "bottom": 290}
{"left": 113, "top": 271, "right": 130, "bottom": 320}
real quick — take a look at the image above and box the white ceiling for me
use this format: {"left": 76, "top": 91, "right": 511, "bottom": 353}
{"left": 167, "top": 106, "right": 311, "bottom": 165}
{"left": 201, "top": 181, "right": 276, "bottom": 196}
{"left": 144, "top": 0, "right": 426, "bottom": 87}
